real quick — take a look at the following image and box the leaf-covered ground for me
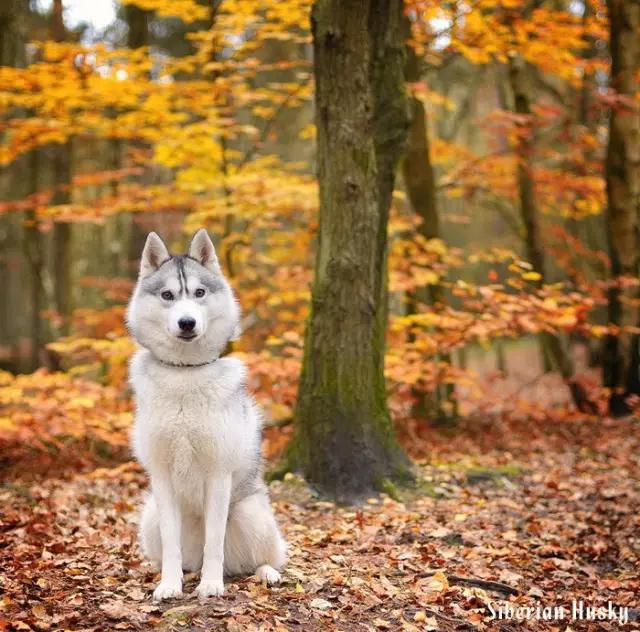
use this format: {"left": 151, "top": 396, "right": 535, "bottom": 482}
{"left": 1, "top": 416, "right": 639, "bottom": 631}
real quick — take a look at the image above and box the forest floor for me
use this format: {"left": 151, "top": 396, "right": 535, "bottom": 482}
{"left": 1, "top": 414, "right": 639, "bottom": 631}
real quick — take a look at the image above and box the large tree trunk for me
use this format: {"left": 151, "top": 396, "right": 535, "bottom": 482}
{"left": 291, "top": 0, "right": 412, "bottom": 500}
{"left": 402, "top": 18, "right": 456, "bottom": 424}
{"left": 508, "top": 56, "right": 592, "bottom": 411}
{"left": 603, "top": 0, "right": 640, "bottom": 416}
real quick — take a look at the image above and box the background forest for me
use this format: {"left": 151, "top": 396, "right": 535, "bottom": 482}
{"left": 0, "top": 0, "right": 639, "bottom": 630}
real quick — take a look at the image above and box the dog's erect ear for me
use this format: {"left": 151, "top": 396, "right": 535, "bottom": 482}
{"left": 188, "top": 229, "right": 221, "bottom": 273}
{"left": 140, "top": 232, "right": 170, "bottom": 278}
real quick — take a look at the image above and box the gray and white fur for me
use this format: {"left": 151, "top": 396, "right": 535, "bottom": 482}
{"left": 127, "top": 229, "right": 286, "bottom": 601}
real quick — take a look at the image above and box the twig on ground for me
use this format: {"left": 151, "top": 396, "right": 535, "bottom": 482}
{"left": 416, "top": 571, "right": 520, "bottom": 596}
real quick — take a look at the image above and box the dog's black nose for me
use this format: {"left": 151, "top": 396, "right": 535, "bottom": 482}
{"left": 178, "top": 317, "right": 196, "bottom": 332}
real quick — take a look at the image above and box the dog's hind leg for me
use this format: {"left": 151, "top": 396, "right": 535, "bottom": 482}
{"left": 139, "top": 494, "right": 162, "bottom": 571}
{"left": 223, "top": 491, "right": 287, "bottom": 584}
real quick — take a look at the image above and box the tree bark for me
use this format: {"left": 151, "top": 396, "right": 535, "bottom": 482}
{"left": 51, "top": 0, "right": 73, "bottom": 330}
{"left": 24, "top": 151, "right": 44, "bottom": 370}
{"left": 292, "top": 0, "right": 412, "bottom": 500}
{"left": 402, "top": 37, "right": 439, "bottom": 250}
{"left": 401, "top": 18, "right": 456, "bottom": 423}
{"left": 125, "top": 4, "right": 151, "bottom": 276}
{"left": 51, "top": 142, "right": 72, "bottom": 327}
{"left": 0, "top": 0, "right": 40, "bottom": 370}
{"left": 603, "top": 0, "right": 640, "bottom": 416}
{"left": 509, "top": 58, "right": 546, "bottom": 282}
{"left": 125, "top": 5, "right": 150, "bottom": 49}
{"left": 0, "top": 0, "right": 27, "bottom": 67}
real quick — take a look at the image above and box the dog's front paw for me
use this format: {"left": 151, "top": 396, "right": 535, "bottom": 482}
{"left": 256, "top": 564, "right": 281, "bottom": 586}
{"left": 196, "top": 578, "right": 225, "bottom": 598}
{"left": 153, "top": 580, "right": 183, "bottom": 601}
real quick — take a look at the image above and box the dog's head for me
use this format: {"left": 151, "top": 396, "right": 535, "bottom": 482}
{"left": 127, "top": 229, "right": 240, "bottom": 365}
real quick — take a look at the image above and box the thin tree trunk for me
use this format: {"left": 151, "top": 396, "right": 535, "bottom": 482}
{"left": 125, "top": 4, "right": 150, "bottom": 49}
{"left": 292, "top": 0, "right": 412, "bottom": 500}
{"left": 51, "top": 0, "right": 73, "bottom": 331}
{"left": 24, "top": 151, "right": 44, "bottom": 370}
{"left": 560, "top": 0, "right": 595, "bottom": 269}
{"left": 578, "top": 0, "right": 594, "bottom": 127}
{"left": 0, "top": 0, "right": 43, "bottom": 370}
{"left": 603, "top": 0, "right": 640, "bottom": 416}
{"left": 0, "top": 0, "right": 27, "bottom": 67}
{"left": 51, "top": 142, "right": 72, "bottom": 326}
{"left": 402, "top": 17, "right": 456, "bottom": 424}
{"left": 125, "top": 4, "right": 151, "bottom": 276}
{"left": 508, "top": 56, "right": 591, "bottom": 411}
{"left": 107, "top": 137, "right": 126, "bottom": 277}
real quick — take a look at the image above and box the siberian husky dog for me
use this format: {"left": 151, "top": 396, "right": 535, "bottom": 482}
{"left": 127, "top": 229, "right": 286, "bottom": 601}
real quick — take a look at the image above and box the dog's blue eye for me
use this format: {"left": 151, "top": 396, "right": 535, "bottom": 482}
{"left": 195, "top": 288, "right": 206, "bottom": 298}
{"left": 161, "top": 290, "right": 174, "bottom": 301}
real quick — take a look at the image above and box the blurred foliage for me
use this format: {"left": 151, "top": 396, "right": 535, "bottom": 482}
{"left": 0, "top": 0, "right": 636, "bottom": 474}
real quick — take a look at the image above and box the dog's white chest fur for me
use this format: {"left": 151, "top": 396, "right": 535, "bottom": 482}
{"left": 130, "top": 350, "right": 259, "bottom": 511}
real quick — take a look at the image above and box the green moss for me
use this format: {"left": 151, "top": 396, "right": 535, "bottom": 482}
{"left": 392, "top": 457, "right": 417, "bottom": 483}
{"left": 463, "top": 464, "right": 523, "bottom": 484}
{"left": 413, "top": 479, "right": 441, "bottom": 498}
{"left": 397, "top": 478, "right": 446, "bottom": 501}
{"left": 370, "top": 470, "right": 439, "bottom": 503}
{"left": 377, "top": 477, "right": 401, "bottom": 501}
{"left": 93, "top": 439, "right": 113, "bottom": 459}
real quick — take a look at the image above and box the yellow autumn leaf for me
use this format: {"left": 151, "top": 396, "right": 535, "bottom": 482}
{"left": 68, "top": 397, "right": 95, "bottom": 408}
{"left": 0, "top": 416, "right": 16, "bottom": 431}
{"left": 427, "top": 571, "right": 449, "bottom": 593}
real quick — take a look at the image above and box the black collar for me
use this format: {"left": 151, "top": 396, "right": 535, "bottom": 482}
{"left": 156, "top": 358, "right": 218, "bottom": 368}
{"left": 152, "top": 337, "right": 233, "bottom": 368}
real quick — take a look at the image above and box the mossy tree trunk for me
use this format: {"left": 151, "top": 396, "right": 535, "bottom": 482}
{"left": 291, "top": 0, "right": 412, "bottom": 500}
{"left": 603, "top": 0, "right": 640, "bottom": 416}
{"left": 401, "top": 17, "right": 456, "bottom": 424}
